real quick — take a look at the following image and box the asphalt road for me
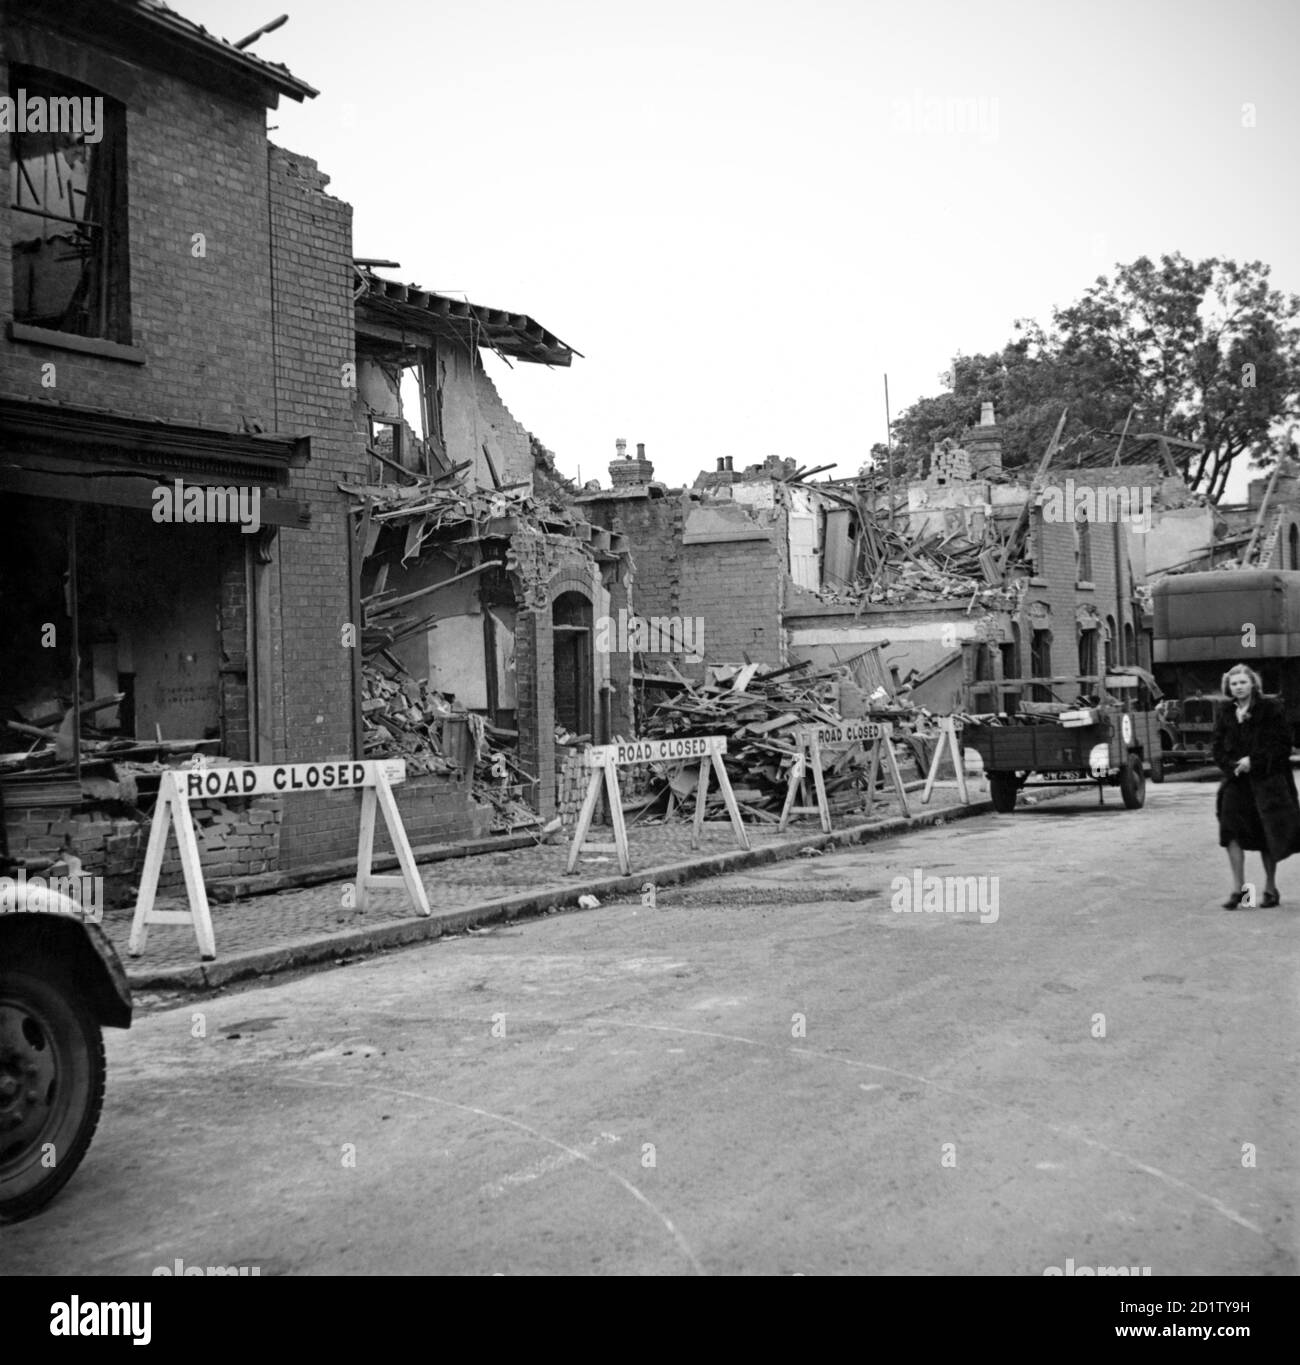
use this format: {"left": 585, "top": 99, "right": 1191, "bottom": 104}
{"left": 4, "top": 781, "right": 1296, "bottom": 1276}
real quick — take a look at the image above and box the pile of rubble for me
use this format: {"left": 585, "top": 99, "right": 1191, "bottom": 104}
{"left": 362, "top": 661, "right": 541, "bottom": 831}
{"left": 361, "top": 666, "right": 462, "bottom": 776}
{"left": 814, "top": 514, "right": 1024, "bottom": 610}
{"left": 639, "top": 660, "right": 922, "bottom": 822}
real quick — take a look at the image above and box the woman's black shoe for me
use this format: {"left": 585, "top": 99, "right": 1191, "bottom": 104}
{"left": 1262, "top": 890, "right": 1281, "bottom": 907}
{"left": 1221, "top": 891, "right": 1250, "bottom": 909}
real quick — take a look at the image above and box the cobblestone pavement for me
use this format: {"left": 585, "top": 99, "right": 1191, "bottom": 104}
{"left": 103, "top": 784, "right": 980, "bottom": 984}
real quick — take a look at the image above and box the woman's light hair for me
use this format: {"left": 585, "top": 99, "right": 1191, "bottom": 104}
{"left": 1221, "top": 663, "right": 1265, "bottom": 698}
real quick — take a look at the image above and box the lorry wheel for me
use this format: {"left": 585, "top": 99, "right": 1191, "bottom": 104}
{"left": 988, "top": 772, "right": 1019, "bottom": 813}
{"left": 0, "top": 963, "right": 106, "bottom": 1222}
{"left": 1148, "top": 748, "right": 1165, "bottom": 784}
{"left": 1119, "top": 754, "right": 1147, "bottom": 809}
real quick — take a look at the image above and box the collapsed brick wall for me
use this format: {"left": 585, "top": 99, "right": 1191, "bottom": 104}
{"left": 5, "top": 796, "right": 282, "bottom": 907}
{"left": 556, "top": 745, "right": 589, "bottom": 826}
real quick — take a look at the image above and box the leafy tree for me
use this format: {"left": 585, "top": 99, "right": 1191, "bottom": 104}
{"left": 1054, "top": 255, "right": 1300, "bottom": 499}
{"left": 893, "top": 254, "right": 1300, "bottom": 500}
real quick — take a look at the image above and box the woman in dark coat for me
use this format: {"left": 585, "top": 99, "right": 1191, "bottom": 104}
{"left": 1212, "top": 663, "right": 1300, "bottom": 909}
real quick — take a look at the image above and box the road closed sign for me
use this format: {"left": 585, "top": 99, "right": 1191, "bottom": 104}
{"left": 803, "top": 720, "right": 891, "bottom": 747}
{"left": 588, "top": 736, "right": 727, "bottom": 767}
{"left": 179, "top": 759, "right": 406, "bottom": 800}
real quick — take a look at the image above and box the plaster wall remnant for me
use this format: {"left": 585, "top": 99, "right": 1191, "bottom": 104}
{"left": 434, "top": 339, "right": 533, "bottom": 491}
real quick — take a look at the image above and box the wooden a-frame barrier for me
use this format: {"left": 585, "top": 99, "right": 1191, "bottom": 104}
{"left": 567, "top": 736, "right": 750, "bottom": 876}
{"left": 919, "top": 716, "right": 970, "bottom": 805}
{"left": 779, "top": 719, "right": 912, "bottom": 831}
{"left": 129, "top": 758, "right": 431, "bottom": 961}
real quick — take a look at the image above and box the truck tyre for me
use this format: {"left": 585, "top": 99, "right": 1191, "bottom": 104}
{"left": 1148, "top": 747, "right": 1165, "bottom": 784}
{"left": 0, "top": 962, "right": 106, "bottom": 1222}
{"left": 989, "top": 772, "right": 1019, "bottom": 813}
{"left": 1120, "top": 754, "right": 1147, "bottom": 809}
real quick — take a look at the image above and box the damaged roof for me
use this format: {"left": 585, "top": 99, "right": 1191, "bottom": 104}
{"left": 87, "top": 1, "right": 319, "bottom": 102}
{"left": 355, "top": 268, "right": 579, "bottom": 367}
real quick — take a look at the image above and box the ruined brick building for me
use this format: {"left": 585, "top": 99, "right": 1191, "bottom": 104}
{"left": 580, "top": 407, "right": 1201, "bottom": 718}
{"left": 0, "top": 0, "right": 627, "bottom": 897}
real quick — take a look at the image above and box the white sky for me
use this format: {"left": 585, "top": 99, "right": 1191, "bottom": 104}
{"left": 183, "top": 0, "right": 1300, "bottom": 498}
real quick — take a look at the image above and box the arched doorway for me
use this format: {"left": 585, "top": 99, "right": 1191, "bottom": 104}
{"left": 552, "top": 591, "right": 593, "bottom": 738}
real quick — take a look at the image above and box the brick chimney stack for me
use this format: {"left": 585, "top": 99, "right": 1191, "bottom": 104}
{"left": 610, "top": 439, "right": 655, "bottom": 488}
{"left": 966, "top": 401, "right": 1003, "bottom": 477}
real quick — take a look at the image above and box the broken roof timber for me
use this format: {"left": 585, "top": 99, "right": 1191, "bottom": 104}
{"left": 356, "top": 268, "right": 579, "bottom": 367}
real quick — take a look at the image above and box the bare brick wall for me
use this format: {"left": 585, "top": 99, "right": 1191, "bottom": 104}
{"left": 369, "top": 774, "right": 481, "bottom": 852}
{"left": 218, "top": 540, "right": 250, "bottom": 760}
{"left": 265, "top": 146, "right": 361, "bottom": 869}
{"left": 515, "top": 605, "right": 554, "bottom": 818}
{"left": 1021, "top": 510, "right": 1137, "bottom": 681}
{"left": 603, "top": 566, "right": 633, "bottom": 738}
{"left": 586, "top": 492, "right": 788, "bottom": 672}
{"left": 625, "top": 499, "right": 684, "bottom": 622}
{"left": 681, "top": 538, "right": 785, "bottom": 666}
{"left": 0, "top": 15, "right": 276, "bottom": 423}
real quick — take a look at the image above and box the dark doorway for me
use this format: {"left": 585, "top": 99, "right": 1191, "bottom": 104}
{"left": 552, "top": 591, "right": 593, "bottom": 739}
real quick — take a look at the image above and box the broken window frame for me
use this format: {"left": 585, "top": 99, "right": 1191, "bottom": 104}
{"left": 361, "top": 345, "right": 453, "bottom": 483}
{"left": 8, "top": 65, "right": 130, "bottom": 343}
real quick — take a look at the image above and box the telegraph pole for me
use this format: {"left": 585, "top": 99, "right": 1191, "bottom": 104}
{"left": 884, "top": 373, "right": 895, "bottom": 529}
